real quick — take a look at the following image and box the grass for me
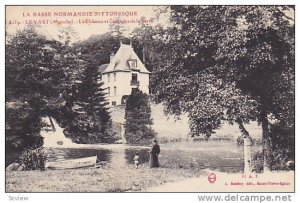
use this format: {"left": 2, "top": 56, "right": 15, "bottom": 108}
{"left": 6, "top": 163, "right": 207, "bottom": 192}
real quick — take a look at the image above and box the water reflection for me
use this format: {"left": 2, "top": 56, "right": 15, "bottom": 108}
{"left": 8, "top": 141, "right": 262, "bottom": 173}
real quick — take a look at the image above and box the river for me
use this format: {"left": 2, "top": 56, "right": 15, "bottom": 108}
{"left": 6, "top": 117, "right": 262, "bottom": 173}
{"left": 43, "top": 140, "right": 261, "bottom": 173}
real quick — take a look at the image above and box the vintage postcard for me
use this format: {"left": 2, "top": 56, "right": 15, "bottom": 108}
{"left": 5, "top": 5, "right": 295, "bottom": 193}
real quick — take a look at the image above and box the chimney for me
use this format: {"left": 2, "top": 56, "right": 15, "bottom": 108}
{"left": 120, "top": 39, "right": 122, "bottom": 47}
{"left": 110, "top": 52, "right": 115, "bottom": 65}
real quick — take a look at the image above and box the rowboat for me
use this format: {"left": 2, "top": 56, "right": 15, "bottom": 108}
{"left": 46, "top": 155, "right": 97, "bottom": 170}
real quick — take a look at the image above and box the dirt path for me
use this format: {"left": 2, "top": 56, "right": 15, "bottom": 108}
{"left": 145, "top": 170, "right": 295, "bottom": 192}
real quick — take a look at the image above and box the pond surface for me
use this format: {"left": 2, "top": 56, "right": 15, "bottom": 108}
{"left": 43, "top": 140, "right": 261, "bottom": 173}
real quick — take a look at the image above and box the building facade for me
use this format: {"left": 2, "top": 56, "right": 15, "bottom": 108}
{"left": 98, "top": 42, "right": 151, "bottom": 106}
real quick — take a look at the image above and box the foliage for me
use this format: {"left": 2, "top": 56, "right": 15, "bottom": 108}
{"left": 5, "top": 26, "right": 71, "bottom": 151}
{"left": 251, "top": 151, "right": 264, "bottom": 173}
{"left": 125, "top": 89, "right": 156, "bottom": 144}
{"left": 150, "top": 6, "right": 294, "bottom": 170}
{"left": 63, "top": 60, "right": 116, "bottom": 143}
{"left": 6, "top": 26, "right": 68, "bottom": 104}
{"left": 57, "top": 25, "right": 79, "bottom": 46}
{"left": 5, "top": 103, "right": 43, "bottom": 151}
{"left": 18, "top": 148, "right": 47, "bottom": 171}
{"left": 268, "top": 124, "right": 294, "bottom": 170}
{"left": 131, "top": 23, "right": 166, "bottom": 73}
{"left": 252, "top": 124, "right": 295, "bottom": 172}
{"left": 73, "top": 32, "right": 120, "bottom": 65}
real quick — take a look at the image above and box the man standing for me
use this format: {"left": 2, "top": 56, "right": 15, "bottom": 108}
{"left": 150, "top": 140, "right": 160, "bottom": 168}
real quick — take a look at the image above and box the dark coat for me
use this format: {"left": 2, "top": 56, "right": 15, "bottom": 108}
{"left": 150, "top": 144, "right": 160, "bottom": 168}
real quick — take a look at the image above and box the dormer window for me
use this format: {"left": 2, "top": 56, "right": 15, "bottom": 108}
{"left": 128, "top": 59, "right": 137, "bottom": 68}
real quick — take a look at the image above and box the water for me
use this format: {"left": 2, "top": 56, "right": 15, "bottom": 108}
{"left": 6, "top": 118, "right": 261, "bottom": 172}
{"left": 43, "top": 141, "right": 261, "bottom": 173}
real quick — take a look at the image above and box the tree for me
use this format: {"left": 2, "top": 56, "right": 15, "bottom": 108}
{"left": 63, "top": 60, "right": 115, "bottom": 143}
{"left": 5, "top": 102, "right": 43, "bottom": 152}
{"left": 151, "top": 6, "right": 294, "bottom": 171}
{"left": 131, "top": 23, "right": 166, "bottom": 73}
{"left": 73, "top": 32, "right": 120, "bottom": 65}
{"left": 5, "top": 26, "right": 69, "bottom": 151}
{"left": 109, "top": 17, "right": 129, "bottom": 39}
{"left": 211, "top": 6, "right": 294, "bottom": 171}
{"left": 57, "top": 25, "right": 79, "bottom": 47}
{"left": 124, "top": 89, "right": 156, "bottom": 144}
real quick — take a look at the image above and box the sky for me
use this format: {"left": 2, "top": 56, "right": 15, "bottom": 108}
{"left": 6, "top": 6, "right": 171, "bottom": 42}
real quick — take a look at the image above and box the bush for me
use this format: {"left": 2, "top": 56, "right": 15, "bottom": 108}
{"left": 251, "top": 151, "right": 264, "bottom": 173}
{"left": 251, "top": 124, "right": 294, "bottom": 172}
{"left": 18, "top": 148, "right": 47, "bottom": 171}
{"left": 125, "top": 126, "right": 157, "bottom": 145}
{"left": 269, "top": 124, "right": 294, "bottom": 171}
{"left": 121, "top": 95, "right": 129, "bottom": 105}
{"left": 5, "top": 103, "right": 43, "bottom": 152}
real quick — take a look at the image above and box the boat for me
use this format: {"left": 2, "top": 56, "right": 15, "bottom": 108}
{"left": 45, "top": 155, "right": 97, "bottom": 170}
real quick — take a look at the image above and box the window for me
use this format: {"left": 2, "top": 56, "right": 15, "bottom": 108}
{"left": 112, "top": 101, "right": 116, "bottom": 106}
{"left": 132, "top": 88, "right": 138, "bottom": 93}
{"left": 131, "top": 73, "right": 139, "bottom": 86}
{"left": 128, "top": 59, "right": 137, "bottom": 68}
{"left": 113, "top": 73, "right": 116, "bottom": 82}
{"left": 132, "top": 73, "right": 138, "bottom": 81}
{"left": 108, "top": 74, "right": 110, "bottom": 82}
{"left": 114, "top": 86, "right": 117, "bottom": 96}
{"left": 107, "top": 87, "right": 110, "bottom": 96}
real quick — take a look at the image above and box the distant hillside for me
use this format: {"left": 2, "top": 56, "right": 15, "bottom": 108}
{"left": 109, "top": 103, "right": 262, "bottom": 140}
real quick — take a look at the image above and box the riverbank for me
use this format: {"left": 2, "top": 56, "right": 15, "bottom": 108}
{"left": 6, "top": 164, "right": 206, "bottom": 192}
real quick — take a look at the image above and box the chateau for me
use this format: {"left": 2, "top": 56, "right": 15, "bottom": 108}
{"left": 98, "top": 42, "right": 151, "bottom": 106}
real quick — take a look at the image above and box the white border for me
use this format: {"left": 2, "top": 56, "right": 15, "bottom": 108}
{"left": 1, "top": 1, "right": 298, "bottom": 203}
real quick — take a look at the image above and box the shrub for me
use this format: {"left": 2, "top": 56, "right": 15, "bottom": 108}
{"left": 5, "top": 103, "right": 43, "bottom": 152}
{"left": 251, "top": 124, "right": 294, "bottom": 172}
{"left": 269, "top": 124, "right": 294, "bottom": 171}
{"left": 251, "top": 151, "right": 264, "bottom": 173}
{"left": 18, "top": 148, "right": 47, "bottom": 171}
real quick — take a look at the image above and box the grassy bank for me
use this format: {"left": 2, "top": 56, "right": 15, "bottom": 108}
{"left": 6, "top": 164, "right": 206, "bottom": 192}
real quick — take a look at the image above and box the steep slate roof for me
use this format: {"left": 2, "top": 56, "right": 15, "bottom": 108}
{"left": 101, "top": 43, "right": 150, "bottom": 74}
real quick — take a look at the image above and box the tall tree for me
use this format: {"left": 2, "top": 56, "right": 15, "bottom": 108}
{"left": 5, "top": 26, "right": 69, "bottom": 150}
{"left": 63, "top": 60, "right": 115, "bottom": 143}
{"left": 125, "top": 89, "right": 155, "bottom": 144}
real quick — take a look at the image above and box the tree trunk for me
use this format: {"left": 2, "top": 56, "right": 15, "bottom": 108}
{"left": 261, "top": 110, "right": 271, "bottom": 172}
{"left": 236, "top": 118, "right": 252, "bottom": 174}
{"left": 236, "top": 118, "right": 250, "bottom": 138}
{"left": 48, "top": 116, "right": 56, "bottom": 132}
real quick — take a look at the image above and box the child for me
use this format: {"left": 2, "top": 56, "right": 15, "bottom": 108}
{"left": 133, "top": 153, "right": 140, "bottom": 169}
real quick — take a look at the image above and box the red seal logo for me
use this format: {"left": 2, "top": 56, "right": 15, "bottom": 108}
{"left": 208, "top": 173, "right": 216, "bottom": 184}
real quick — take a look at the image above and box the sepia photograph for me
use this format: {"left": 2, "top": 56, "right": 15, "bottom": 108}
{"left": 5, "top": 5, "right": 295, "bottom": 194}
